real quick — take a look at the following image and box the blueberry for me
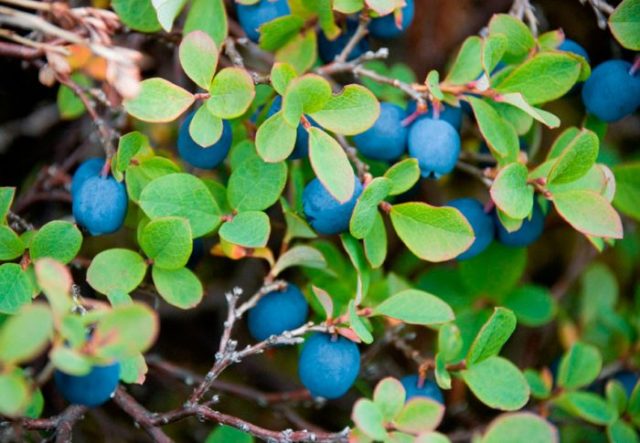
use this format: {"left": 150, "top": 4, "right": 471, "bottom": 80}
{"left": 318, "top": 19, "right": 370, "bottom": 63}
{"left": 54, "top": 362, "right": 120, "bottom": 407}
{"left": 406, "top": 101, "right": 463, "bottom": 132}
{"left": 369, "top": 0, "right": 415, "bottom": 39}
{"left": 408, "top": 118, "right": 461, "bottom": 178}
{"left": 236, "top": 0, "right": 290, "bottom": 43}
{"left": 400, "top": 375, "right": 444, "bottom": 404}
{"left": 302, "top": 177, "right": 363, "bottom": 235}
{"left": 247, "top": 283, "right": 309, "bottom": 341}
{"left": 71, "top": 158, "right": 105, "bottom": 196}
{"left": 73, "top": 175, "right": 128, "bottom": 236}
{"left": 613, "top": 371, "right": 639, "bottom": 397}
{"left": 447, "top": 198, "right": 494, "bottom": 260}
{"left": 178, "top": 111, "right": 232, "bottom": 169}
{"left": 582, "top": 60, "right": 640, "bottom": 122}
{"left": 558, "top": 39, "right": 590, "bottom": 64}
{"left": 298, "top": 333, "right": 360, "bottom": 399}
{"left": 187, "top": 238, "right": 205, "bottom": 269}
{"left": 267, "top": 96, "right": 315, "bottom": 159}
{"left": 353, "top": 102, "right": 407, "bottom": 161}
{"left": 495, "top": 202, "right": 545, "bottom": 247}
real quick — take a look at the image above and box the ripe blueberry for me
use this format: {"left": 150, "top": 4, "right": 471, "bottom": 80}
{"left": 408, "top": 118, "right": 461, "bottom": 178}
{"left": 558, "top": 39, "right": 590, "bottom": 63}
{"left": 298, "top": 333, "right": 360, "bottom": 399}
{"left": 318, "top": 19, "right": 370, "bottom": 63}
{"left": 447, "top": 198, "right": 494, "bottom": 260}
{"left": 73, "top": 175, "right": 128, "bottom": 236}
{"left": 71, "top": 158, "right": 104, "bottom": 196}
{"left": 495, "top": 202, "right": 545, "bottom": 247}
{"left": 354, "top": 102, "right": 407, "bottom": 161}
{"left": 406, "top": 101, "right": 463, "bottom": 132}
{"left": 613, "top": 371, "right": 639, "bottom": 397}
{"left": 236, "top": 0, "right": 290, "bottom": 43}
{"left": 302, "top": 177, "right": 363, "bottom": 235}
{"left": 248, "top": 284, "right": 309, "bottom": 341}
{"left": 54, "top": 362, "right": 120, "bottom": 407}
{"left": 582, "top": 60, "right": 640, "bottom": 122}
{"left": 369, "top": 0, "right": 415, "bottom": 39}
{"left": 178, "top": 111, "right": 232, "bottom": 169}
{"left": 400, "top": 375, "right": 444, "bottom": 404}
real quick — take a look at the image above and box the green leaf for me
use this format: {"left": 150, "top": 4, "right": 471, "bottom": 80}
{"left": 488, "top": 14, "right": 535, "bottom": 63}
{"left": 205, "top": 426, "right": 254, "bottom": 443}
{"left": 461, "top": 356, "right": 530, "bottom": 411}
{"left": 281, "top": 197, "right": 317, "bottom": 243}
{"left": 384, "top": 158, "right": 421, "bottom": 196}
{"left": 467, "top": 308, "right": 517, "bottom": 365}
{"left": 606, "top": 380, "right": 628, "bottom": 415}
{"left": 554, "top": 391, "right": 617, "bottom": 425}
{"left": 393, "top": 398, "right": 445, "bottom": 434}
{"left": 87, "top": 249, "right": 147, "bottom": 295}
{"left": 553, "top": 190, "right": 623, "bottom": 239}
{"left": 255, "top": 110, "right": 297, "bottom": 162}
{"left": 350, "top": 177, "right": 392, "bottom": 239}
{"left": 184, "top": 0, "right": 227, "bottom": 46}
{"left": 613, "top": 162, "right": 640, "bottom": 221}
{"left": 152, "top": 266, "right": 203, "bottom": 309}
{"left": 363, "top": 212, "right": 387, "bottom": 269}
{"left": 270, "top": 63, "right": 297, "bottom": 96}
{"left": 426, "top": 70, "right": 443, "bottom": 100}
{"left": 0, "top": 263, "right": 33, "bottom": 314}
{"left": 373, "top": 289, "right": 454, "bottom": 325}
{"left": 389, "top": 202, "right": 474, "bottom": 262}
{"left": 207, "top": 68, "right": 256, "bottom": 119}
{"left": 438, "top": 323, "right": 463, "bottom": 363}
{"left": 373, "top": 377, "right": 406, "bottom": 422}
{"left": 483, "top": 34, "right": 507, "bottom": 74}
{"left": 467, "top": 97, "right": 519, "bottom": 163}
{"left": 547, "top": 129, "right": 599, "bottom": 185}
{"left": 30, "top": 221, "right": 82, "bottom": 264}
{"left": 179, "top": 31, "right": 218, "bottom": 90}
{"left": 334, "top": 0, "right": 364, "bottom": 13}
{"left": 119, "top": 353, "right": 148, "bottom": 384}
{"left": 57, "top": 73, "right": 91, "bottom": 120}
{"left": 608, "top": 419, "right": 639, "bottom": 443}
{"left": 445, "top": 36, "right": 483, "bottom": 85}
{"left": 497, "top": 93, "right": 561, "bottom": 128}
{"left": 349, "top": 300, "right": 373, "bottom": 344}
{"left": 94, "top": 303, "right": 158, "bottom": 359}
{"left": 219, "top": 211, "right": 270, "bottom": 248}
{"left": 140, "top": 217, "right": 192, "bottom": 270}
{"left": 0, "top": 370, "right": 29, "bottom": 416}
{"left": 189, "top": 105, "right": 223, "bottom": 147}
{"left": 524, "top": 369, "right": 552, "bottom": 400}
{"left": 282, "top": 74, "right": 332, "bottom": 126}
{"left": 34, "top": 259, "right": 72, "bottom": 317}
{"left": 308, "top": 85, "right": 380, "bottom": 135}
{"left": 340, "top": 234, "right": 371, "bottom": 304}
{"left": 112, "top": 0, "right": 162, "bottom": 32}
{"left": 271, "top": 245, "right": 327, "bottom": 277}
{"left": 0, "top": 187, "right": 15, "bottom": 223}
{"left": 495, "top": 53, "right": 581, "bottom": 105}
{"left": 275, "top": 30, "right": 318, "bottom": 75}
{"left": 609, "top": 0, "right": 640, "bottom": 50}
{"left": 557, "top": 342, "right": 602, "bottom": 390}
{"left": 227, "top": 157, "right": 288, "bottom": 211}
{"left": 308, "top": 127, "right": 356, "bottom": 203}
{"left": 504, "top": 285, "right": 556, "bottom": 327}
{"left": 352, "top": 399, "right": 388, "bottom": 441}
{"left": 0, "top": 225, "right": 24, "bottom": 260}
{"left": 49, "top": 346, "right": 92, "bottom": 376}
{"left": 151, "top": 0, "right": 187, "bottom": 32}
{"left": 115, "top": 132, "right": 151, "bottom": 176}
{"left": 434, "top": 354, "right": 452, "bottom": 390}
{"left": 139, "top": 173, "right": 222, "bottom": 237}
{"left": 124, "top": 78, "right": 194, "bottom": 122}
{"left": 126, "top": 156, "right": 181, "bottom": 203}
{"left": 259, "top": 15, "right": 305, "bottom": 51}
{"left": 0, "top": 304, "right": 52, "bottom": 364}
{"left": 481, "top": 413, "right": 558, "bottom": 443}
{"left": 490, "top": 163, "right": 534, "bottom": 219}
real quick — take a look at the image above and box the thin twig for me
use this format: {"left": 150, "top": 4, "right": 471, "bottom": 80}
{"left": 335, "top": 14, "right": 370, "bottom": 65}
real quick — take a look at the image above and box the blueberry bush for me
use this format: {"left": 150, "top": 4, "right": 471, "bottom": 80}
{"left": 0, "top": 0, "right": 639, "bottom": 442}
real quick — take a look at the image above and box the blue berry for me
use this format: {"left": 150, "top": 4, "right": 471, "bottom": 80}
{"left": 302, "top": 178, "right": 363, "bottom": 235}
{"left": 495, "top": 202, "right": 545, "bottom": 247}
{"left": 558, "top": 39, "right": 590, "bottom": 64}
{"left": 369, "top": 0, "right": 415, "bottom": 39}
{"left": 178, "top": 111, "right": 232, "bottom": 169}
{"left": 54, "top": 362, "right": 120, "bottom": 407}
{"left": 298, "top": 333, "right": 360, "bottom": 399}
{"left": 614, "top": 371, "right": 639, "bottom": 397}
{"left": 73, "top": 175, "right": 128, "bottom": 236}
{"left": 318, "top": 19, "right": 370, "bottom": 63}
{"left": 582, "top": 60, "right": 640, "bottom": 122}
{"left": 400, "top": 375, "right": 444, "bottom": 404}
{"left": 353, "top": 102, "right": 407, "bottom": 161}
{"left": 408, "top": 118, "right": 461, "bottom": 178}
{"left": 71, "top": 158, "right": 104, "bottom": 196}
{"left": 187, "top": 238, "right": 205, "bottom": 269}
{"left": 406, "top": 101, "right": 464, "bottom": 132}
{"left": 236, "top": 0, "right": 290, "bottom": 43}
{"left": 248, "top": 284, "right": 309, "bottom": 341}
{"left": 447, "top": 198, "right": 494, "bottom": 260}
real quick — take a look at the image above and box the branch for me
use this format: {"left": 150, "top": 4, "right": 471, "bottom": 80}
{"left": 335, "top": 14, "right": 370, "bottom": 64}
{"left": 112, "top": 389, "right": 172, "bottom": 443}
{"left": 455, "top": 161, "right": 493, "bottom": 187}
{"left": 579, "top": 0, "right": 614, "bottom": 29}
{"left": 20, "top": 405, "right": 87, "bottom": 442}
{"left": 0, "top": 40, "right": 42, "bottom": 59}
{"left": 509, "top": 0, "right": 539, "bottom": 36}
{"left": 335, "top": 134, "right": 370, "bottom": 181}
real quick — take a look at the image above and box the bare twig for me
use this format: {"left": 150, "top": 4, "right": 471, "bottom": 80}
{"left": 509, "top": 0, "right": 539, "bottom": 36}
{"left": 335, "top": 15, "right": 370, "bottom": 65}
{"left": 335, "top": 134, "right": 370, "bottom": 181}
{"left": 579, "top": 0, "right": 614, "bottom": 29}
{"left": 455, "top": 161, "right": 493, "bottom": 187}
